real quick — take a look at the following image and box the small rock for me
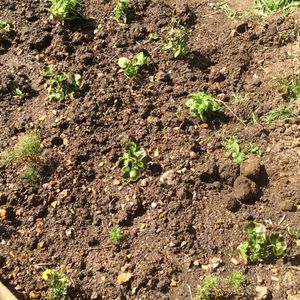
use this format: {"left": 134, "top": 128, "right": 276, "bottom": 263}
{"left": 287, "top": 294, "right": 300, "bottom": 300}
{"left": 117, "top": 272, "right": 132, "bottom": 285}
{"left": 160, "top": 170, "right": 176, "bottom": 185}
{"left": 279, "top": 200, "right": 296, "bottom": 212}
{"left": 189, "top": 151, "right": 199, "bottom": 159}
{"left": 255, "top": 286, "right": 269, "bottom": 300}
{"left": 0, "top": 209, "right": 7, "bottom": 220}
{"left": 233, "top": 175, "right": 258, "bottom": 203}
{"left": 91, "top": 292, "right": 98, "bottom": 300}
{"left": 240, "top": 157, "right": 261, "bottom": 182}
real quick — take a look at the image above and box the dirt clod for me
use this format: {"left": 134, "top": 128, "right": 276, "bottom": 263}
{"left": 240, "top": 157, "right": 262, "bottom": 182}
{"left": 233, "top": 175, "right": 259, "bottom": 203}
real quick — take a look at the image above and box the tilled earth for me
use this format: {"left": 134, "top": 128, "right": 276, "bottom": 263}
{"left": 0, "top": 0, "right": 300, "bottom": 299}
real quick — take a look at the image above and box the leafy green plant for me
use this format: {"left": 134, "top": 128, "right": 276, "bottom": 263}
{"left": 222, "top": 137, "right": 246, "bottom": 164}
{"left": 194, "top": 270, "right": 245, "bottom": 300}
{"left": 43, "top": 65, "right": 82, "bottom": 102}
{"left": 287, "top": 225, "right": 300, "bottom": 246}
{"left": 254, "top": 0, "right": 300, "bottom": 16}
{"left": 245, "top": 144, "right": 263, "bottom": 157}
{"left": 237, "top": 221, "right": 287, "bottom": 263}
{"left": 148, "top": 32, "right": 159, "bottom": 41}
{"left": 186, "top": 92, "right": 221, "bottom": 122}
{"left": 113, "top": 0, "right": 129, "bottom": 23}
{"left": 118, "top": 52, "right": 148, "bottom": 79}
{"left": 116, "top": 141, "right": 147, "bottom": 182}
{"left": 48, "top": 0, "right": 86, "bottom": 21}
{"left": 21, "top": 164, "right": 40, "bottom": 182}
{"left": 0, "top": 21, "right": 13, "bottom": 39}
{"left": 42, "top": 268, "right": 68, "bottom": 300}
{"left": 162, "top": 19, "right": 189, "bottom": 58}
{"left": 261, "top": 105, "right": 295, "bottom": 123}
{"left": 108, "top": 226, "right": 124, "bottom": 243}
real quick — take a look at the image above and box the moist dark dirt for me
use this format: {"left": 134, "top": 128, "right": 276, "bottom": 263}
{"left": 0, "top": 0, "right": 300, "bottom": 299}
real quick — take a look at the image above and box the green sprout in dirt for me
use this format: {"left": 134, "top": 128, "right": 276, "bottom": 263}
{"left": 148, "top": 32, "right": 159, "bottom": 41}
{"left": 0, "top": 131, "right": 42, "bottom": 181}
{"left": 254, "top": 0, "right": 300, "bottom": 16}
{"left": 116, "top": 141, "right": 147, "bottom": 182}
{"left": 113, "top": 0, "right": 129, "bottom": 23}
{"left": 194, "top": 270, "right": 245, "bottom": 300}
{"left": 237, "top": 221, "right": 287, "bottom": 263}
{"left": 213, "top": 2, "right": 236, "bottom": 19}
{"left": 287, "top": 225, "right": 300, "bottom": 246}
{"left": 245, "top": 143, "right": 263, "bottom": 157}
{"left": 162, "top": 19, "right": 189, "bottom": 58}
{"left": 15, "top": 88, "right": 26, "bottom": 100}
{"left": 42, "top": 65, "right": 82, "bottom": 102}
{"left": 42, "top": 268, "right": 68, "bottom": 300}
{"left": 21, "top": 164, "right": 40, "bottom": 182}
{"left": 281, "top": 74, "right": 300, "bottom": 101}
{"left": 118, "top": 52, "right": 148, "bottom": 79}
{"left": 222, "top": 136, "right": 246, "bottom": 164}
{"left": 48, "top": 0, "right": 86, "bottom": 21}
{"left": 108, "top": 226, "right": 124, "bottom": 243}
{"left": 261, "top": 105, "right": 295, "bottom": 123}
{"left": 0, "top": 20, "right": 13, "bottom": 40}
{"left": 186, "top": 92, "right": 221, "bottom": 122}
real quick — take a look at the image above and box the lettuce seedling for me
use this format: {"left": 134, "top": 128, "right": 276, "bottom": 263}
{"left": 113, "top": 0, "right": 129, "bottom": 23}
{"left": 237, "top": 221, "right": 287, "bottom": 263}
{"left": 0, "top": 21, "right": 13, "bottom": 39}
{"left": 222, "top": 136, "right": 246, "bottom": 164}
{"left": 21, "top": 164, "right": 40, "bottom": 182}
{"left": 116, "top": 141, "right": 147, "bottom": 182}
{"left": 43, "top": 65, "right": 81, "bottom": 102}
{"left": 118, "top": 52, "right": 148, "bottom": 79}
{"left": 48, "top": 0, "right": 86, "bottom": 21}
{"left": 42, "top": 268, "right": 68, "bottom": 300}
{"left": 186, "top": 92, "right": 221, "bottom": 122}
{"left": 162, "top": 19, "right": 189, "bottom": 58}
{"left": 108, "top": 226, "right": 124, "bottom": 243}
{"left": 245, "top": 143, "right": 263, "bottom": 157}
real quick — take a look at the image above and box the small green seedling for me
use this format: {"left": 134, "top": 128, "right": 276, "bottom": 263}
{"left": 162, "top": 19, "right": 189, "bottom": 58}
{"left": 287, "top": 225, "right": 300, "bottom": 246}
{"left": 21, "top": 164, "right": 40, "bottom": 182}
{"left": 194, "top": 275, "right": 218, "bottom": 300}
{"left": 0, "top": 21, "right": 13, "bottom": 39}
{"left": 186, "top": 92, "right": 221, "bottom": 122}
{"left": 108, "top": 226, "right": 124, "bottom": 243}
{"left": 225, "top": 270, "right": 245, "bottom": 289}
{"left": 281, "top": 74, "right": 300, "bottom": 101}
{"left": 245, "top": 144, "right": 263, "bottom": 157}
{"left": 148, "top": 32, "right": 159, "bottom": 41}
{"left": 42, "top": 268, "right": 68, "bottom": 300}
{"left": 116, "top": 141, "right": 147, "bottom": 182}
{"left": 222, "top": 136, "right": 246, "bottom": 164}
{"left": 118, "top": 52, "right": 148, "bottom": 79}
{"left": 0, "top": 131, "right": 42, "bottom": 181}
{"left": 43, "top": 65, "right": 82, "bottom": 102}
{"left": 254, "top": 0, "right": 300, "bottom": 16}
{"left": 113, "top": 0, "right": 129, "bottom": 23}
{"left": 261, "top": 105, "right": 295, "bottom": 123}
{"left": 194, "top": 270, "right": 245, "bottom": 300}
{"left": 237, "top": 221, "right": 287, "bottom": 263}
{"left": 15, "top": 88, "right": 26, "bottom": 100}
{"left": 214, "top": 2, "right": 236, "bottom": 19}
{"left": 48, "top": 0, "right": 86, "bottom": 21}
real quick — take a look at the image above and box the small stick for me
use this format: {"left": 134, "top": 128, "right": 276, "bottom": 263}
{"left": 215, "top": 98, "right": 246, "bottom": 125}
{"left": 187, "top": 284, "right": 193, "bottom": 300}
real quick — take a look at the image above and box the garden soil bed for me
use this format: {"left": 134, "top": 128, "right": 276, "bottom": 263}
{"left": 1, "top": 0, "right": 300, "bottom": 299}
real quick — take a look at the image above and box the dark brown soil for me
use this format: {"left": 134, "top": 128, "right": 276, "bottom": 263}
{"left": 1, "top": 0, "right": 300, "bottom": 299}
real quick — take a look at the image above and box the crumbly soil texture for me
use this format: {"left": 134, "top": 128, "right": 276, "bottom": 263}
{"left": 1, "top": 0, "right": 300, "bottom": 299}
